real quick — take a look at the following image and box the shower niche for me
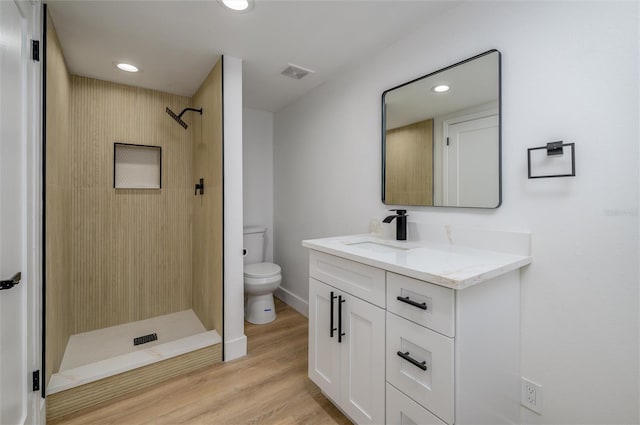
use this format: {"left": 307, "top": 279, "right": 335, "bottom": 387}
{"left": 114, "top": 143, "right": 162, "bottom": 189}
{"left": 44, "top": 10, "right": 225, "bottom": 421}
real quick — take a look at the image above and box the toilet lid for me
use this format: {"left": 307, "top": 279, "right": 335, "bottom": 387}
{"left": 244, "top": 262, "right": 281, "bottom": 278}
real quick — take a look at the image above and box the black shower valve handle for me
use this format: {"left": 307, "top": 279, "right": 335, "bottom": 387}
{"left": 194, "top": 178, "right": 204, "bottom": 195}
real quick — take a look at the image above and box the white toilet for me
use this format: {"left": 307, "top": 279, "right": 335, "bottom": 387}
{"left": 243, "top": 226, "right": 281, "bottom": 324}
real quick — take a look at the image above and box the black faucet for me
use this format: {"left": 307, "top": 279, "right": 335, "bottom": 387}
{"left": 383, "top": 209, "right": 408, "bottom": 241}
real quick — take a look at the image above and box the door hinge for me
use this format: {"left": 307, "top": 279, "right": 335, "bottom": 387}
{"left": 31, "top": 40, "right": 40, "bottom": 62}
{"left": 32, "top": 370, "right": 40, "bottom": 392}
{"left": 446, "top": 137, "right": 450, "bottom": 146}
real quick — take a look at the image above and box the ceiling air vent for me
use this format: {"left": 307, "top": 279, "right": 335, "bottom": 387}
{"left": 280, "top": 64, "right": 315, "bottom": 80}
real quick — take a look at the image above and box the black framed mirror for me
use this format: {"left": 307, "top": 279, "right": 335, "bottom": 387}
{"left": 382, "top": 50, "right": 501, "bottom": 208}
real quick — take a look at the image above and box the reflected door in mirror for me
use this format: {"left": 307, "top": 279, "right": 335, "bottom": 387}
{"left": 444, "top": 114, "right": 499, "bottom": 207}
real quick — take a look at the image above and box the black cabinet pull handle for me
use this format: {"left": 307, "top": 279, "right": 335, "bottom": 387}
{"left": 330, "top": 292, "right": 337, "bottom": 338}
{"left": 397, "top": 296, "right": 427, "bottom": 310}
{"left": 338, "top": 295, "right": 346, "bottom": 343}
{"left": 397, "top": 351, "right": 427, "bottom": 371}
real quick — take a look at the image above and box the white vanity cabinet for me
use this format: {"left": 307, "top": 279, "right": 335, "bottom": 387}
{"left": 305, "top": 233, "right": 530, "bottom": 425}
{"left": 308, "top": 252, "right": 386, "bottom": 425}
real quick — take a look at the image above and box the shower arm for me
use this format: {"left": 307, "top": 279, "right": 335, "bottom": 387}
{"left": 178, "top": 107, "right": 203, "bottom": 118}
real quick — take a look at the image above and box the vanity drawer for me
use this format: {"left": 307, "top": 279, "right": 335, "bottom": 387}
{"left": 309, "top": 251, "right": 386, "bottom": 308}
{"left": 387, "top": 272, "right": 455, "bottom": 337}
{"left": 386, "top": 312, "right": 454, "bottom": 424}
{"left": 386, "top": 383, "right": 446, "bottom": 425}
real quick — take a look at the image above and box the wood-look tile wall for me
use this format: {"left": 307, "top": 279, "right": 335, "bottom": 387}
{"left": 191, "top": 59, "right": 224, "bottom": 334}
{"left": 45, "top": 13, "right": 72, "bottom": 386}
{"left": 69, "top": 77, "right": 194, "bottom": 333}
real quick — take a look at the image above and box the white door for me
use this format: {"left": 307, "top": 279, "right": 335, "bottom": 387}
{"left": 1, "top": 1, "right": 41, "bottom": 424}
{"left": 445, "top": 115, "right": 499, "bottom": 207}
{"left": 308, "top": 279, "right": 341, "bottom": 403}
{"left": 340, "top": 293, "right": 385, "bottom": 425}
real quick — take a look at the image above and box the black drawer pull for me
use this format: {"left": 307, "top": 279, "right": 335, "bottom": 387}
{"left": 330, "top": 292, "right": 337, "bottom": 338}
{"left": 397, "top": 296, "right": 427, "bottom": 310}
{"left": 397, "top": 351, "right": 427, "bottom": 371}
{"left": 338, "top": 295, "right": 346, "bottom": 343}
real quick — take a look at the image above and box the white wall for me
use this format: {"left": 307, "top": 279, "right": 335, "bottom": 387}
{"left": 223, "top": 56, "right": 246, "bottom": 361}
{"left": 273, "top": 2, "right": 639, "bottom": 423}
{"left": 243, "top": 108, "right": 274, "bottom": 262}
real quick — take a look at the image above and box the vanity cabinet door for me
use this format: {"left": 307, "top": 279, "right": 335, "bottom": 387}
{"left": 308, "top": 278, "right": 341, "bottom": 403}
{"left": 341, "top": 292, "right": 386, "bottom": 425}
{"left": 309, "top": 277, "right": 386, "bottom": 425}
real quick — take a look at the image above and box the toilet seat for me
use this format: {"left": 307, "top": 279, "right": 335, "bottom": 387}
{"left": 244, "top": 262, "right": 281, "bottom": 279}
{"left": 244, "top": 274, "right": 281, "bottom": 287}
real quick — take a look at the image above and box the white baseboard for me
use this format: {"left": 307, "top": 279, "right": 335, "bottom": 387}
{"left": 224, "top": 335, "right": 247, "bottom": 361}
{"left": 275, "top": 287, "right": 308, "bottom": 318}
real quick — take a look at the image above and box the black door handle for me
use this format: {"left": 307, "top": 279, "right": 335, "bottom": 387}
{"left": 0, "top": 272, "right": 21, "bottom": 291}
{"left": 338, "top": 295, "right": 346, "bottom": 343}
{"left": 330, "top": 291, "right": 337, "bottom": 338}
{"left": 397, "top": 296, "right": 427, "bottom": 310}
{"left": 397, "top": 351, "right": 427, "bottom": 371}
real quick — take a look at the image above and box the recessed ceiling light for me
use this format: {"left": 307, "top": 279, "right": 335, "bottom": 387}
{"left": 116, "top": 63, "right": 139, "bottom": 73}
{"left": 432, "top": 84, "right": 450, "bottom": 93}
{"left": 220, "top": 0, "right": 254, "bottom": 12}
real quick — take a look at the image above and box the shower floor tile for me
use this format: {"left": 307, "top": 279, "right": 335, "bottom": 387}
{"left": 60, "top": 310, "right": 208, "bottom": 371}
{"left": 48, "top": 310, "right": 221, "bottom": 395}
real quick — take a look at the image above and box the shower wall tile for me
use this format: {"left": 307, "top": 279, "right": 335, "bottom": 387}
{"left": 191, "top": 59, "right": 224, "bottom": 334}
{"left": 45, "top": 12, "right": 72, "bottom": 386}
{"left": 70, "top": 76, "right": 193, "bottom": 333}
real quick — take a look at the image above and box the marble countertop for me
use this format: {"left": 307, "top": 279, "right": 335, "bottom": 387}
{"left": 302, "top": 234, "right": 531, "bottom": 290}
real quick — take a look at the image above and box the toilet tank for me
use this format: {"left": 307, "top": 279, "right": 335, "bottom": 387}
{"left": 243, "top": 226, "right": 267, "bottom": 265}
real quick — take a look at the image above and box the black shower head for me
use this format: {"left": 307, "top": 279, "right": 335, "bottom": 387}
{"left": 166, "top": 106, "right": 203, "bottom": 129}
{"left": 166, "top": 107, "right": 188, "bottom": 129}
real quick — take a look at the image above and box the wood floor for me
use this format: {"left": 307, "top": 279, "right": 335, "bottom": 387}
{"left": 50, "top": 299, "right": 352, "bottom": 425}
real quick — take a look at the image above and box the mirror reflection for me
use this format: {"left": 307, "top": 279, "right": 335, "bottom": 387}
{"left": 382, "top": 50, "right": 501, "bottom": 208}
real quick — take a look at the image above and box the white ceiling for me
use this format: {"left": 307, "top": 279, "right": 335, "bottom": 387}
{"left": 46, "top": 0, "right": 456, "bottom": 112}
{"left": 385, "top": 51, "right": 499, "bottom": 129}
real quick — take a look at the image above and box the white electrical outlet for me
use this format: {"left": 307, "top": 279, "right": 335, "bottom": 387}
{"left": 521, "top": 377, "right": 543, "bottom": 415}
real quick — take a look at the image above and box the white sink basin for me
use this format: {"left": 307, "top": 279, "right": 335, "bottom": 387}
{"left": 345, "top": 240, "right": 410, "bottom": 254}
